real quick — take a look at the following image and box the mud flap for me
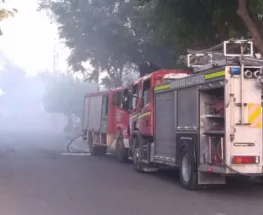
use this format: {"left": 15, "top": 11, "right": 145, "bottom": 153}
{"left": 198, "top": 172, "right": 226, "bottom": 185}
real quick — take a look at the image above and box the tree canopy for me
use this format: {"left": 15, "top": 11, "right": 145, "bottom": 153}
{"left": 0, "top": 0, "right": 17, "bottom": 35}
{"left": 39, "top": 0, "right": 263, "bottom": 88}
{"left": 138, "top": 0, "right": 263, "bottom": 54}
{"left": 39, "top": 0, "right": 180, "bottom": 88}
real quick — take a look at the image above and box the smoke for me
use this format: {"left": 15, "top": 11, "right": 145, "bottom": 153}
{"left": 0, "top": 70, "right": 68, "bottom": 135}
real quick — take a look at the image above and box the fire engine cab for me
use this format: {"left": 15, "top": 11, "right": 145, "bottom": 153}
{"left": 127, "top": 69, "right": 190, "bottom": 159}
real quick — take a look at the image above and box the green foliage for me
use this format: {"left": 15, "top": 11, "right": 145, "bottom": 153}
{"left": 40, "top": 0, "right": 263, "bottom": 88}
{"left": 43, "top": 73, "right": 96, "bottom": 117}
{"left": 0, "top": 0, "right": 18, "bottom": 35}
{"left": 138, "top": 0, "right": 263, "bottom": 50}
{"left": 139, "top": 0, "right": 247, "bottom": 48}
{"left": 39, "top": 0, "right": 180, "bottom": 88}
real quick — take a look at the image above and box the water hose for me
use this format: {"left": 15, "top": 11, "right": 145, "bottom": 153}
{"left": 66, "top": 134, "right": 89, "bottom": 154}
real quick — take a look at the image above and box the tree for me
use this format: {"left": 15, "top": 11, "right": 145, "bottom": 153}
{"left": 138, "top": 0, "right": 263, "bottom": 55}
{"left": 0, "top": 0, "right": 18, "bottom": 35}
{"left": 39, "top": 0, "right": 180, "bottom": 88}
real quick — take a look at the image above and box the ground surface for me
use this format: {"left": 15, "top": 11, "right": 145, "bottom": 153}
{"left": 0, "top": 131, "right": 262, "bottom": 215}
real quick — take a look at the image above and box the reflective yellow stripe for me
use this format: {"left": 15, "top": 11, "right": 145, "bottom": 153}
{"left": 130, "top": 114, "right": 138, "bottom": 119}
{"left": 138, "top": 112, "right": 151, "bottom": 119}
{"left": 248, "top": 103, "right": 262, "bottom": 128}
{"left": 204, "top": 71, "right": 225, "bottom": 80}
{"left": 154, "top": 84, "right": 170, "bottom": 92}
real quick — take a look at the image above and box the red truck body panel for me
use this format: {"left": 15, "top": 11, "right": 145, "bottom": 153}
{"left": 83, "top": 87, "right": 130, "bottom": 145}
{"left": 130, "top": 69, "right": 191, "bottom": 137}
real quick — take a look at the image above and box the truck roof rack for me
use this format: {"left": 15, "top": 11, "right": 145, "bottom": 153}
{"left": 178, "top": 39, "right": 263, "bottom": 73}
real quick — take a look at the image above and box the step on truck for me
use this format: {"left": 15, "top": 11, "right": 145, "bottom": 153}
{"left": 129, "top": 39, "right": 263, "bottom": 190}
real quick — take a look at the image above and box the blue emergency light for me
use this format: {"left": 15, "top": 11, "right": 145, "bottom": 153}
{"left": 230, "top": 67, "right": 241, "bottom": 75}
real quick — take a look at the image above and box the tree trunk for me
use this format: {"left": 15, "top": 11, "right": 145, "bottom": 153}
{"left": 237, "top": 0, "right": 263, "bottom": 56}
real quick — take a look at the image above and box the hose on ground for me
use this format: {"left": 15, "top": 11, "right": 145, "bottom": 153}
{"left": 66, "top": 134, "right": 89, "bottom": 154}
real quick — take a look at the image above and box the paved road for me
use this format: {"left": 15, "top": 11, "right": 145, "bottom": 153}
{"left": 0, "top": 131, "right": 263, "bottom": 215}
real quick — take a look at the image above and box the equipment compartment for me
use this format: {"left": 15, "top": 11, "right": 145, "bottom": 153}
{"left": 86, "top": 95, "right": 103, "bottom": 132}
{"left": 154, "top": 91, "right": 176, "bottom": 161}
{"left": 199, "top": 85, "right": 225, "bottom": 166}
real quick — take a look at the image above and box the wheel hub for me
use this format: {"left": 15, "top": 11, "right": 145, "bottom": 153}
{"left": 133, "top": 148, "right": 140, "bottom": 164}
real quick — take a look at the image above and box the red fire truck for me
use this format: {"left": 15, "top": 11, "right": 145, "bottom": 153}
{"left": 82, "top": 87, "right": 130, "bottom": 161}
{"left": 82, "top": 67, "right": 190, "bottom": 161}
{"left": 128, "top": 39, "right": 263, "bottom": 190}
{"left": 127, "top": 69, "right": 190, "bottom": 161}
{"left": 83, "top": 39, "right": 263, "bottom": 190}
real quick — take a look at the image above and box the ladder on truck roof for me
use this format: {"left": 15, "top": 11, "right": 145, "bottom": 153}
{"left": 178, "top": 39, "right": 263, "bottom": 73}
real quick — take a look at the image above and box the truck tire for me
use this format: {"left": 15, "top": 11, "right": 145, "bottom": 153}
{"left": 132, "top": 136, "right": 143, "bottom": 172}
{"left": 88, "top": 132, "right": 95, "bottom": 155}
{"left": 88, "top": 132, "right": 106, "bottom": 156}
{"left": 90, "top": 146, "right": 106, "bottom": 156}
{"left": 179, "top": 147, "right": 198, "bottom": 190}
{"left": 116, "top": 137, "right": 128, "bottom": 162}
{"left": 96, "top": 146, "right": 107, "bottom": 156}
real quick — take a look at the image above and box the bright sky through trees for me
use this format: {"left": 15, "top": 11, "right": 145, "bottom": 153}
{"left": 0, "top": 0, "right": 69, "bottom": 75}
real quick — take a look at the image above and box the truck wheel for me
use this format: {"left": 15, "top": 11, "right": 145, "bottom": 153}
{"left": 132, "top": 137, "right": 143, "bottom": 172}
{"left": 90, "top": 146, "right": 96, "bottom": 156}
{"left": 91, "top": 146, "right": 106, "bottom": 156}
{"left": 88, "top": 133, "right": 96, "bottom": 156}
{"left": 88, "top": 133, "right": 106, "bottom": 156}
{"left": 116, "top": 137, "right": 128, "bottom": 162}
{"left": 179, "top": 147, "right": 198, "bottom": 190}
{"left": 96, "top": 146, "right": 107, "bottom": 156}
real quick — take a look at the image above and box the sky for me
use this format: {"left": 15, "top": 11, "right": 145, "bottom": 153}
{"left": 0, "top": 0, "right": 69, "bottom": 75}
